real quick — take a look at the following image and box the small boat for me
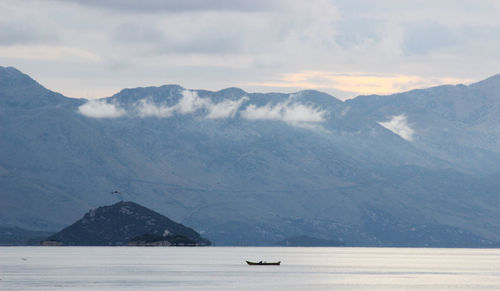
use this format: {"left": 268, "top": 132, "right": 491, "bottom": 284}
{"left": 246, "top": 260, "right": 281, "bottom": 266}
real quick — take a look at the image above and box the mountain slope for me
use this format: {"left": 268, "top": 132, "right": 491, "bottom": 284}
{"left": 0, "top": 226, "right": 53, "bottom": 246}
{"left": 1, "top": 66, "right": 500, "bottom": 246}
{"left": 345, "top": 77, "right": 500, "bottom": 173}
{"left": 44, "top": 201, "right": 210, "bottom": 246}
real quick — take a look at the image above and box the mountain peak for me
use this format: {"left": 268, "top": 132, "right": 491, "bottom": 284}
{"left": 0, "top": 66, "right": 40, "bottom": 88}
{"left": 0, "top": 66, "right": 23, "bottom": 75}
{"left": 0, "top": 66, "right": 78, "bottom": 108}
{"left": 108, "top": 84, "right": 184, "bottom": 104}
{"left": 294, "top": 89, "right": 343, "bottom": 105}
{"left": 215, "top": 87, "right": 246, "bottom": 96}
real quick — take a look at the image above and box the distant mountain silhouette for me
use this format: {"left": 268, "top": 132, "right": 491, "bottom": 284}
{"left": 42, "top": 201, "right": 210, "bottom": 246}
{"left": 0, "top": 226, "right": 53, "bottom": 246}
{"left": 1, "top": 66, "right": 500, "bottom": 247}
{"left": 276, "top": 235, "right": 344, "bottom": 247}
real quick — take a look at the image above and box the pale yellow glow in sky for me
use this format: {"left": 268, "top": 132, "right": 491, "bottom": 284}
{"left": 249, "top": 71, "right": 472, "bottom": 99}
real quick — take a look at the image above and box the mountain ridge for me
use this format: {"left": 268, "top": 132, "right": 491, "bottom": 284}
{"left": 2, "top": 65, "right": 498, "bottom": 107}
{"left": 0, "top": 66, "right": 83, "bottom": 111}
{"left": 1, "top": 66, "right": 500, "bottom": 246}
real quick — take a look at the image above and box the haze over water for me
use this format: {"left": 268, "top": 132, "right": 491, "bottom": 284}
{"left": 1, "top": 247, "right": 500, "bottom": 290}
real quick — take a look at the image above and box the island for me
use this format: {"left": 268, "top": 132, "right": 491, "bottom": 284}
{"left": 40, "top": 201, "right": 211, "bottom": 246}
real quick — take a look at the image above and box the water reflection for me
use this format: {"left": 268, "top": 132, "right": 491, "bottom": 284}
{"left": 1, "top": 247, "right": 499, "bottom": 290}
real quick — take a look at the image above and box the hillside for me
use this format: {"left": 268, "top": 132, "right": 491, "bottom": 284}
{"left": 43, "top": 201, "right": 210, "bottom": 246}
{"left": 0, "top": 226, "right": 53, "bottom": 246}
{"left": 1, "top": 66, "right": 500, "bottom": 246}
{"left": 276, "top": 235, "right": 344, "bottom": 247}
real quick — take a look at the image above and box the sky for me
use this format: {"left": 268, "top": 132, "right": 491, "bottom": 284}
{"left": 1, "top": 0, "right": 499, "bottom": 100}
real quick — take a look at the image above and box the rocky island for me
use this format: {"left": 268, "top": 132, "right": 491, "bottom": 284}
{"left": 41, "top": 201, "right": 211, "bottom": 246}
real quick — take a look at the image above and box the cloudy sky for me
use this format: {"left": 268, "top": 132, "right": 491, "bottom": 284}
{"left": 1, "top": 0, "right": 499, "bottom": 100}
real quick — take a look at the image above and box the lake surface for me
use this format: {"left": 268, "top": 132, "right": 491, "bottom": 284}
{"left": 1, "top": 247, "right": 499, "bottom": 290}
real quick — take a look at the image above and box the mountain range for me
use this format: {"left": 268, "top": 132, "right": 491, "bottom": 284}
{"left": 1, "top": 66, "right": 500, "bottom": 246}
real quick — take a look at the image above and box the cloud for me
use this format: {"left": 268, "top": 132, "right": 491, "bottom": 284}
{"left": 241, "top": 104, "right": 281, "bottom": 120}
{"left": 136, "top": 99, "right": 174, "bottom": 118}
{"left": 240, "top": 96, "right": 326, "bottom": 125}
{"left": 282, "top": 103, "right": 325, "bottom": 123}
{"left": 378, "top": 114, "right": 414, "bottom": 141}
{"left": 0, "top": 45, "right": 100, "bottom": 62}
{"left": 79, "top": 90, "right": 324, "bottom": 129}
{"left": 57, "top": 0, "right": 277, "bottom": 13}
{"left": 78, "top": 100, "right": 126, "bottom": 118}
{"left": 135, "top": 90, "right": 248, "bottom": 119}
{"left": 205, "top": 97, "right": 249, "bottom": 119}
{"left": 176, "top": 90, "right": 210, "bottom": 114}
{"left": 111, "top": 22, "right": 164, "bottom": 44}
{"left": 0, "top": 21, "right": 59, "bottom": 45}
{"left": 402, "top": 22, "right": 457, "bottom": 55}
{"left": 110, "top": 17, "right": 246, "bottom": 55}
{"left": 334, "top": 17, "right": 381, "bottom": 48}
{"left": 1, "top": 0, "right": 500, "bottom": 100}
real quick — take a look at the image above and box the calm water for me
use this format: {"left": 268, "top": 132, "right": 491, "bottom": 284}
{"left": 1, "top": 247, "right": 500, "bottom": 290}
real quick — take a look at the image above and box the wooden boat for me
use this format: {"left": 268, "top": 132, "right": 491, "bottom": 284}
{"left": 246, "top": 260, "right": 281, "bottom": 265}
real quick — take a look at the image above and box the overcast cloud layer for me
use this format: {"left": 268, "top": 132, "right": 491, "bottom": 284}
{"left": 1, "top": 0, "right": 499, "bottom": 99}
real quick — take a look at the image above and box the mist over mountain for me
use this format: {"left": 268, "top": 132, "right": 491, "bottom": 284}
{"left": 1, "top": 66, "right": 500, "bottom": 246}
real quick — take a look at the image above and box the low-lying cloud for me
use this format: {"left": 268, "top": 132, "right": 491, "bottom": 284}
{"left": 176, "top": 90, "right": 208, "bottom": 114}
{"left": 135, "top": 90, "right": 248, "bottom": 119}
{"left": 136, "top": 98, "right": 174, "bottom": 118}
{"left": 378, "top": 114, "right": 414, "bottom": 141}
{"left": 240, "top": 97, "right": 326, "bottom": 125}
{"left": 78, "top": 100, "right": 126, "bottom": 118}
{"left": 78, "top": 90, "right": 326, "bottom": 128}
{"left": 205, "top": 97, "right": 248, "bottom": 119}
